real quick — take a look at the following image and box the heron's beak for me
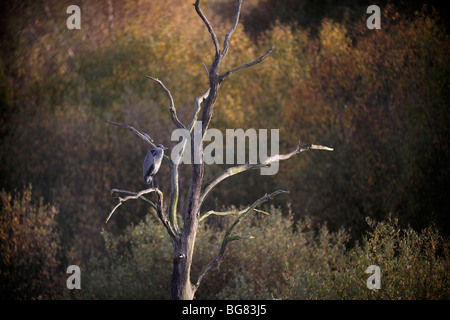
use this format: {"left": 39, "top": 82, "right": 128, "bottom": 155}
{"left": 163, "top": 147, "right": 169, "bottom": 150}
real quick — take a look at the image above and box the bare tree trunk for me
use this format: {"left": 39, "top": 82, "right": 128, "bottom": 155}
{"left": 170, "top": 244, "right": 194, "bottom": 299}
{"left": 171, "top": 148, "right": 204, "bottom": 299}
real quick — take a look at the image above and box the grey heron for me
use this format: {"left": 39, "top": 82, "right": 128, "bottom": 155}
{"left": 143, "top": 144, "right": 168, "bottom": 187}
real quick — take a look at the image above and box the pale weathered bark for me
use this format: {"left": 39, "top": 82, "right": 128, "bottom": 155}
{"left": 106, "top": 0, "right": 333, "bottom": 300}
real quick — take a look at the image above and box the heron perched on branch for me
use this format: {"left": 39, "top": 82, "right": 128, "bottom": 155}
{"left": 143, "top": 144, "right": 168, "bottom": 187}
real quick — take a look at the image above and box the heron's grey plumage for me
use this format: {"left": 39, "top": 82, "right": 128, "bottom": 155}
{"left": 143, "top": 144, "right": 167, "bottom": 185}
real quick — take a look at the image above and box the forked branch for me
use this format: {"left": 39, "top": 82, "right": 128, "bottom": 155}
{"left": 106, "top": 188, "right": 162, "bottom": 223}
{"left": 195, "top": 0, "right": 273, "bottom": 136}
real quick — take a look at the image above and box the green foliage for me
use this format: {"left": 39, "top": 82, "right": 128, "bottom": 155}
{"left": 81, "top": 207, "right": 448, "bottom": 300}
{"left": 285, "top": 216, "right": 450, "bottom": 299}
{"left": 80, "top": 215, "right": 173, "bottom": 299}
{"left": 0, "top": 186, "right": 63, "bottom": 299}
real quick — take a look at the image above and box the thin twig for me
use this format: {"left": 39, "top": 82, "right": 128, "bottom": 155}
{"left": 194, "top": 190, "right": 288, "bottom": 293}
{"left": 106, "top": 120, "right": 171, "bottom": 163}
{"left": 107, "top": 188, "right": 179, "bottom": 242}
{"left": 146, "top": 76, "right": 186, "bottom": 130}
{"left": 189, "top": 87, "right": 210, "bottom": 132}
{"left": 110, "top": 188, "right": 158, "bottom": 211}
{"left": 219, "top": 46, "right": 275, "bottom": 83}
{"left": 201, "top": 60, "right": 209, "bottom": 79}
{"left": 106, "top": 120, "right": 154, "bottom": 146}
{"left": 221, "top": 0, "right": 243, "bottom": 58}
{"left": 199, "top": 205, "right": 269, "bottom": 222}
{"left": 194, "top": 0, "right": 220, "bottom": 58}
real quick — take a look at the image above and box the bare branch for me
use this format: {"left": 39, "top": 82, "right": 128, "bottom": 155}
{"left": 196, "top": 1, "right": 244, "bottom": 136}
{"left": 199, "top": 206, "right": 269, "bottom": 222}
{"left": 107, "top": 188, "right": 160, "bottom": 223}
{"left": 106, "top": 120, "right": 171, "bottom": 164}
{"left": 189, "top": 87, "right": 210, "bottom": 132}
{"left": 107, "top": 188, "right": 179, "bottom": 243}
{"left": 138, "top": 196, "right": 158, "bottom": 211}
{"left": 110, "top": 189, "right": 158, "bottom": 212}
{"left": 221, "top": 0, "right": 243, "bottom": 58}
{"left": 168, "top": 164, "right": 181, "bottom": 234}
{"left": 253, "top": 208, "right": 270, "bottom": 215}
{"left": 199, "top": 209, "right": 239, "bottom": 222}
{"left": 194, "top": 190, "right": 288, "bottom": 292}
{"left": 222, "top": 190, "right": 289, "bottom": 238}
{"left": 199, "top": 142, "right": 333, "bottom": 209}
{"left": 310, "top": 144, "right": 335, "bottom": 151}
{"left": 109, "top": 188, "right": 157, "bottom": 211}
{"left": 194, "top": 235, "right": 233, "bottom": 293}
{"left": 219, "top": 46, "right": 275, "bottom": 83}
{"left": 106, "top": 120, "right": 154, "bottom": 147}
{"left": 146, "top": 76, "right": 186, "bottom": 130}
{"left": 194, "top": 0, "right": 220, "bottom": 58}
{"left": 201, "top": 60, "right": 209, "bottom": 79}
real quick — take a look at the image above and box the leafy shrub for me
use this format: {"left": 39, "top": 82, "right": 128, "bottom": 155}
{"left": 282, "top": 216, "right": 449, "bottom": 300}
{"left": 0, "top": 186, "right": 63, "bottom": 299}
{"left": 80, "top": 214, "right": 173, "bottom": 299}
{"left": 81, "top": 207, "right": 449, "bottom": 299}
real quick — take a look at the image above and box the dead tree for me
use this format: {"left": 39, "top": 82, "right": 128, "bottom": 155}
{"left": 106, "top": 0, "right": 333, "bottom": 300}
